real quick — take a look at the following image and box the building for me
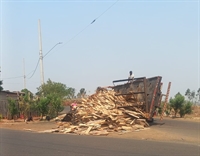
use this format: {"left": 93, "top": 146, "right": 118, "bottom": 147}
{"left": 0, "top": 90, "right": 23, "bottom": 118}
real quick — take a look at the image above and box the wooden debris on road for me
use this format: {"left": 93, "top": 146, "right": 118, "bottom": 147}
{"left": 57, "top": 89, "right": 149, "bottom": 135}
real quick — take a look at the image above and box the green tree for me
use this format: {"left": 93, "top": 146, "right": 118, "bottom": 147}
{"left": 18, "top": 89, "right": 34, "bottom": 120}
{"left": 185, "top": 89, "right": 191, "bottom": 101}
{"left": 37, "top": 97, "right": 50, "bottom": 119}
{"left": 185, "top": 89, "right": 196, "bottom": 102}
{"left": 8, "top": 98, "right": 18, "bottom": 120}
{"left": 170, "top": 92, "right": 185, "bottom": 117}
{"left": 196, "top": 88, "right": 200, "bottom": 102}
{"left": 190, "top": 91, "right": 195, "bottom": 102}
{"left": 0, "top": 80, "right": 3, "bottom": 91}
{"left": 18, "top": 96, "right": 27, "bottom": 120}
{"left": 77, "top": 88, "right": 86, "bottom": 98}
{"left": 66, "top": 88, "right": 76, "bottom": 99}
{"left": 36, "top": 79, "right": 75, "bottom": 117}
{"left": 37, "top": 79, "right": 71, "bottom": 98}
{"left": 21, "top": 89, "right": 34, "bottom": 100}
{"left": 158, "top": 101, "right": 171, "bottom": 116}
{"left": 47, "top": 94, "right": 64, "bottom": 117}
{"left": 179, "top": 101, "right": 192, "bottom": 117}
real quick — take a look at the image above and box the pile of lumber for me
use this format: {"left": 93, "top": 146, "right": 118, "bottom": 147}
{"left": 57, "top": 89, "right": 149, "bottom": 135}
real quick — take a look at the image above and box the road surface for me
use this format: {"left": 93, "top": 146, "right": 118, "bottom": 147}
{"left": 0, "top": 128, "right": 199, "bottom": 156}
{"left": 151, "top": 117, "right": 200, "bottom": 139}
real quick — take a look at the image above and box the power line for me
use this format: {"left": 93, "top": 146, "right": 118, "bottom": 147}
{"left": 3, "top": 42, "right": 62, "bottom": 81}
{"left": 2, "top": 61, "right": 38, "bottom": 80}
{"left": 27, "top": 70, "right": 35, "bottom": 76}
{"left": 2, "top": 1, "right": 119, "bottom": 80}
{"left": 43, "top": 42, "right": 62, "bottom": 58}
{"left": 27, "top": 0, "right": 119, "bottom": 79}
{"left": 1, "top": 68, "right": 34, "bottom": 80}
{"left": 55, "top": 24, "right": 91, "bottom": 53}
{"left": 28, "top": 42, "right": 62, "bottom": 79}
{"left": 27, "top": 59, "right": 40, "bottom": 79}
{"left": 46, "top": 0, "right": 119, "bottom": 56}
{"left": 2, "top": 75, "right": 23, "bottom": 80}
{"left": 94, "top": 0, "right": 119, "bottom": 21}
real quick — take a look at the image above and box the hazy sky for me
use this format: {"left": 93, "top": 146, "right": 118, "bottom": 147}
{"left": 0, "top": 0, "right": 199, "bottom": 99}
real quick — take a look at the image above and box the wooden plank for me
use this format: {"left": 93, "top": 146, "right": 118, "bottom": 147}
{"left": 122, "top": 126, "right": 132, "bottom": 131}
{"left": 125, "top": 112, "right": 140, "bottom": 119}
{"left": 59, "top": 88, "right": 150, "bottom": 135}
{"left": 130, "top": 119, "right": 135, "bottom": 125}
{"left": 85, "top": 126, "right": 93, "bottom": 135}
{"left": 92, "top": 113, "right": 102, "bottom": 119}
{"left": 89, "top": 130, "right": 109, "bottom": 136}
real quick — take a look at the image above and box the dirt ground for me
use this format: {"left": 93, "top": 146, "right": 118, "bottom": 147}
{"left": 0, "top": 119, "right": 57, "bottom": 131}
{"left": 1, "top": 116, "right": 199, "bottom": 145}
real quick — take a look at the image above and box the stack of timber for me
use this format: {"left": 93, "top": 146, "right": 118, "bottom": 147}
{"left": 57, "top": 89, "right": 149, "bottom": 135}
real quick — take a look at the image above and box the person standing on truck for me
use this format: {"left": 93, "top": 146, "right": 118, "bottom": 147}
{"left": 128, "top": 71, "right": 134, "bottom": 83}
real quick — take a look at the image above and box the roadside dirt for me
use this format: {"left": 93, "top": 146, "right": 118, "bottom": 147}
{"left": 1, "top": 117, "right": 199, "bottom": 145}
{"left": 0, "top": 119, "right": 57, "bottom": 132}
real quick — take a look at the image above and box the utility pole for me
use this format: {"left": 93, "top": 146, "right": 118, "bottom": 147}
{"left": 23, "top": 58, "right": 26, "bottom": 89}
{"left": 38, "top": 19, "right": 44, "bottom": 85}
{"left": 0, "top": 66, "right": 1, "bottom": 80}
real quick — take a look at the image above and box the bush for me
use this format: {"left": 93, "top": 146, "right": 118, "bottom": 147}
{"left": 170, "top": 93, "right": 185, "bottom": 117}
{"left": 179, "top": 101, "right": 192, "bottom": 118}
{"left": 8, "top": 98, "right": 19, "bottom": 120}
{"left": 157, "top": 101, "right": 171, "bottom": 116}
{"left": 0, "top": 114, "right": 2, "bottom": 121}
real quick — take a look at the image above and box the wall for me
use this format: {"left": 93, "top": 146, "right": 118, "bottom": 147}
{"left": 0, "top": 91, "right": 19, "bottom": 118}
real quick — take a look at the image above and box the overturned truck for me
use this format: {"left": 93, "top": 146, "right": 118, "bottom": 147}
{"left": 63, "top": 76, "right": 170, "bottom": 124}
{"left": 112, "top": 76, "right": 164, "bottom": 122}
{"left": 58, "top": 76, "right": 171, "bottom": 135}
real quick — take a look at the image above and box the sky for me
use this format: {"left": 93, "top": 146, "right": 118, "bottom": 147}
{"left": 0, "top": 0, "right": 199, "bottom": 99}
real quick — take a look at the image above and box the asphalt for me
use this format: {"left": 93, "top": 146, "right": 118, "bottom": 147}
{"left": 0, "top": 128, "right": 199, "bottom": 156}
{"left": 151, "top": 117, "right": 200, "bottom": 139}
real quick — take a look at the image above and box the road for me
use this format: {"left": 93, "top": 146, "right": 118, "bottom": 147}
{"left": 151, "top": 117, "right": 200, "bottom": 139}
{"left": 0, "top": 127, "right": 199, "bottom": 156}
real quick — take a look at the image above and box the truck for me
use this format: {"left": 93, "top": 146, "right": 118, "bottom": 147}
{"left": 111, "top": 76, "right": 171, "bottom": 122}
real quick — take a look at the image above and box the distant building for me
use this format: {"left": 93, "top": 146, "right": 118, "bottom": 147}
{"left": 0, "top": 90, "right": 24, "bottom": 118}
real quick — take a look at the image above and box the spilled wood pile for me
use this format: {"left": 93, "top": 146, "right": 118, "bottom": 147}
{"left": 56, "top": 89, "right": 149, "bottom": 135}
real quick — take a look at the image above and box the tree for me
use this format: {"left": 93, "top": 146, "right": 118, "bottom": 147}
{"left": 36, "top": 79, "right": 73, "bottom": 117}
{"left": 18, "top": 89, "right": 34, "bottom": 120}
{"left": 66, "top": 88, "right": 76, "bottom": 99}
{"left": 77, "top": 88, "right": 86, "bottom": 98}
{"left": 18, "top": 96, "right": 28, "bottom": 120}
{"left": 47, "top": 94, "right": 64, "bottom": 117}
{"left": 158, "top": 101, "right": 171, "bottom": 116}
{"left": 179, "top": 101, "right": 192, "bottom": 118}
{"left": 170, "top": 92, "right": 185, "bottom": 117}
{"left": 37, "top": 79, "right": 71, "bottom": 98}
{"left": 0, "top": 80, "right": 3, "bottom": 91}
{"left": 8, "top": 98, "right": 18, "bottom": 120}
{"left": 185, "top": 89, "right": 196, "bottom": 102}
{"left": 36, "top": 97, "right": 50, "bottom": 119}
{"left": 197, "top": 88, "right": 200, "bottom": 102}
{"left": 190, "top": 91, "right": 195, "bottom": 102}
{"left": 185, "top": 89, "right": 191, "bottom": 101}
{"left": 21, "top": 89, "right": 34, "bottom": 100}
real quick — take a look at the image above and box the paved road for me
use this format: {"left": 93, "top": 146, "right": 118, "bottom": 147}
{"left": 0, "top": 128, "right": 199, "bottom": 156}
{"left": 151, "top": 117, "right": 200, "bottom": 139}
